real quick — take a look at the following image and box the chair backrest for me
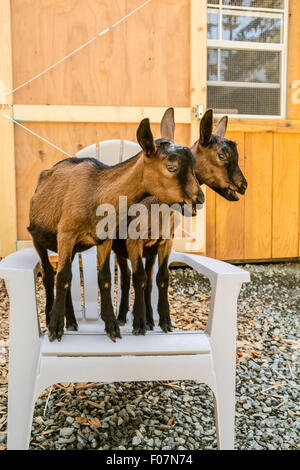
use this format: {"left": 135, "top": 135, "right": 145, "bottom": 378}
{"left": 72, "top": 140, "right": 143, "bottom": 323}
{"left": 76, "top": 139, "right": 142, "bottom": 165}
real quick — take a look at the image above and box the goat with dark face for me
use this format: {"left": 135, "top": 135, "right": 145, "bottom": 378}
{"left": 192, "top": 109, "right": 247, "bottom": 202}
{"left": 111, "top": 109, "right": 248, "bottom": 334}
{"left": 29, "top": 115, "right": 203, "bottom": 342}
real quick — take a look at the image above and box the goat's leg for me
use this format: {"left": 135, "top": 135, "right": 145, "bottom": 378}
{"left": 63, "top": 253, "right": 78, "bottom": 331}
{"left": 33, "top": 239, "right": 54, "bottom": 326}
{"left": 65, "top": 286, "right": 78, "bottom": 331}
{"left": 116, "top": 254, "right": 131, "bottom": 326}
{"left": 48, "top": 234, "right": 74, "bottom": 342}
{"left": 98, "top": 241, "right": 121, "bottom": 342}
{"left": 157, "top": 240, "right": 173, "bottom": 333}
{"left": 127, "top": 239, "right": 147, "bottom": 336}
{"left": 144, "top": 255, "right": 156, "bottom": 330}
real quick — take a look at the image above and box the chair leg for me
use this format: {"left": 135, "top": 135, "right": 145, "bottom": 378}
{"left": 7, "top": 361, "right": 39, "bottom": 450}
{"left": 213, "top": 378, "right": 235, "bottom": 450}
{"left": 206, "top": 279, "right": 242, "bottom": 451}
{"left": 5, "top": 272, "right": 41, "bottom": 450}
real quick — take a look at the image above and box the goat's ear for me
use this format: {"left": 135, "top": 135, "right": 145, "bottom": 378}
{"left": 214, "top": 116, "right": 228, "bottom": 138}
{"left": 199, "top": 109, "right": 213, "bottom": 147}
{"left": 160, "top": 107, "right": 175, "bottom": 140}
{"left": 137, "top": 118, "right": 156, "bottom": 158}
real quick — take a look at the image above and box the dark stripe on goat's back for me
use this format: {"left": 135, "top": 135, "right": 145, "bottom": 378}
{"left": 54, "top": 157, "right": 109, "bottom": 170}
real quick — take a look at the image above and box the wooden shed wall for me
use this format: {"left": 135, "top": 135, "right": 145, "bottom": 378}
{"left": 206, "top": 129, "right": 300, "bottom": 260}
{"left": 207, "top": 0, "right": 300, "bottom": 261}
{"left": 0, "top": 0, "right": 299, "bottom": 261}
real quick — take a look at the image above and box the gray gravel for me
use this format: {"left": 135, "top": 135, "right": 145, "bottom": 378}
{"left": 0, "top": 262, "right": 299, "bottom": 450}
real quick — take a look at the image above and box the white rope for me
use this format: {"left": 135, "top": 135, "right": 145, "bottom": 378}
{"left": 3, "top": 114, "right": 74, "bottom": 158}
{"left": 5, "top": 0, "right": 152, "bottom": 97}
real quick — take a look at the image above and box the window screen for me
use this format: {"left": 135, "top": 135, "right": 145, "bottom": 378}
{"left": 207, "top": 0, "right": 287, "bottom": 117}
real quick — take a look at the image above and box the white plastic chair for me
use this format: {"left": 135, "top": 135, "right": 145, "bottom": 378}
{"left": 0, "top": 140, "right": 250, "bottom": 450}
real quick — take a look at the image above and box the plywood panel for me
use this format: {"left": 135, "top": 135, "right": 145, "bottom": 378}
{"left": 299, "top": 165, "right": 300, "bottom": 258}
{"left": 215, "top": 132, "right": 245, "bottom": 261}
{"left": 15, "top": 121, "right": 190, "bottom": 240}
{"left": 0, "top": 0, "right": 17, "bottom": 257}
{"left": 11, "top": 0, "right": 190, "bottom": 107}
{"left": 272, "top": 133, "right": 300, "bottom": 258}
{"left": 244, "top": 133, "right": 273, "bottom": 260}
{"left": 190, "top": 0, "right": 207, "bottom": 143}
{"left": 287, "top": 0, "right": 300, "bottom": 120}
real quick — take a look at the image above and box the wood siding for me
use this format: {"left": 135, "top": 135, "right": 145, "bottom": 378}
{"left": 0, "top": 0, "right": 299, "bottom": 260}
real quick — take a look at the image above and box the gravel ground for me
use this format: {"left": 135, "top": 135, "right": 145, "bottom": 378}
{"left": 0, "top": 262, "right": 299, "bottom": 450}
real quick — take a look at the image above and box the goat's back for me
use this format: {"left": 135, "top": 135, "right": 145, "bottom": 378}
{"left": 29, "top": 158, "right": 106, "bottom": 235}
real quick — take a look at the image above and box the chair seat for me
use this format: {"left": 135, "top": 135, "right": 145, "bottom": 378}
{"left": 41, "top": 329, "right": 211, "bottom": 357}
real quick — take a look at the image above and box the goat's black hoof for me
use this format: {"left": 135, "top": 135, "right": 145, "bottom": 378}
{"left": 66, "top": 321, "right": 78, "bottom": 332}
{"left": 48, "top": 331, "right": 64, "bottom": 342}
{"left": 107, "top": 333, "right": 117, "bottom": 343}
{"left": 132, "top": 328, "right": 146, "bottom": 336}
{"left": 146, "top": 322, "right": 154, "bottom": 331}
{"left": 48, "top": 316, "right": 64, "bottom": 342}
{"left": 132, "top": 316, "right": 147, "bottom": 336}
{"left": 117, "top": 318, "right": 127, "bottom": 326}
{"left": 159, "top": 323, "right": 173, "bottom": 333}
{"left": 105, "top": 321, "right": 122, "bottom": 342}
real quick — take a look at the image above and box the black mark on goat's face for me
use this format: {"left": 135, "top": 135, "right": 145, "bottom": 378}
{"left": 192, "top": 110, "right": 248, "bottom": 202}
{"left": 137, "top": 119, "right": 204, "bottom": 206}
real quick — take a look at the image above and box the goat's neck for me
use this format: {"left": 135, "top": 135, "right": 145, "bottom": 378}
{"left": 98, "top": 153, "right": 147, "bottom": 208}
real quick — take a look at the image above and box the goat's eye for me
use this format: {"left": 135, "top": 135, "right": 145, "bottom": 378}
{"left": 167, "top": 165, "right": 178, "bottom": 173}
{"left": 218, "top": 153, "right": 226, "bottom": 162}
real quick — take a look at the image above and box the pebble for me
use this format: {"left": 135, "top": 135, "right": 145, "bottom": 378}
{"left": 65, "top": 416, "right": 74, "bottom": 425}
{"left": 59, "top": 427, "right": 74, "bottom": 437}
{"left": 132, "top": 436, "right": 141, "bottom": 446}
{"left": 250, "top": 440, "right": 264, "bottom": 450}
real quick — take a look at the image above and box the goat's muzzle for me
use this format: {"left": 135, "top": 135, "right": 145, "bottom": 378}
{"left": 237, "top": 179, "right": 248, "bottom": 195}
{"left": 194, "top": 190, "right": 205, "bottom": 206}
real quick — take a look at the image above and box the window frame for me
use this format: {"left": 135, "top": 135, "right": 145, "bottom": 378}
{"left": 207, "top": 0, "right": 289, "bottom": 119}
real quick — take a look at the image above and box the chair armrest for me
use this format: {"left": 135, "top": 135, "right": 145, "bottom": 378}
{"left": 169, "top": 251, "right": 250, "bottom": 285}
{"left": 0, "top": 248, "right": 42, "bottom": 359}
{"left": 169, "top": 251, "right": 250, "bottom": 350}
{"left": 0, "top": 248, "right": 40, "bottom": 281}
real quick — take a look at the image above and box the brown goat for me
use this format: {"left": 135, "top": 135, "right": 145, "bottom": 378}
{"left": 29, "top": 116, "right": 204, "bottom": 342}
{"left": 112, "top": 109, "right": 247, "bottom": 333}
{"left": 64, "top": 109, "right": 247, "bottom": 335}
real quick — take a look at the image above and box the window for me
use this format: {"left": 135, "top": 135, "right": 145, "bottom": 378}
{"left": 207, "top": 0, "right": 288, "bottom": 118}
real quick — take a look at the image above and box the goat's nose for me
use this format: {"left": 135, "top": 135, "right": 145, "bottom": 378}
{"left": 239, "top": 179, "right": 248, "bottom": 194}
{"left": 195, "top": 190, "right": 205, "bottom": 205}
